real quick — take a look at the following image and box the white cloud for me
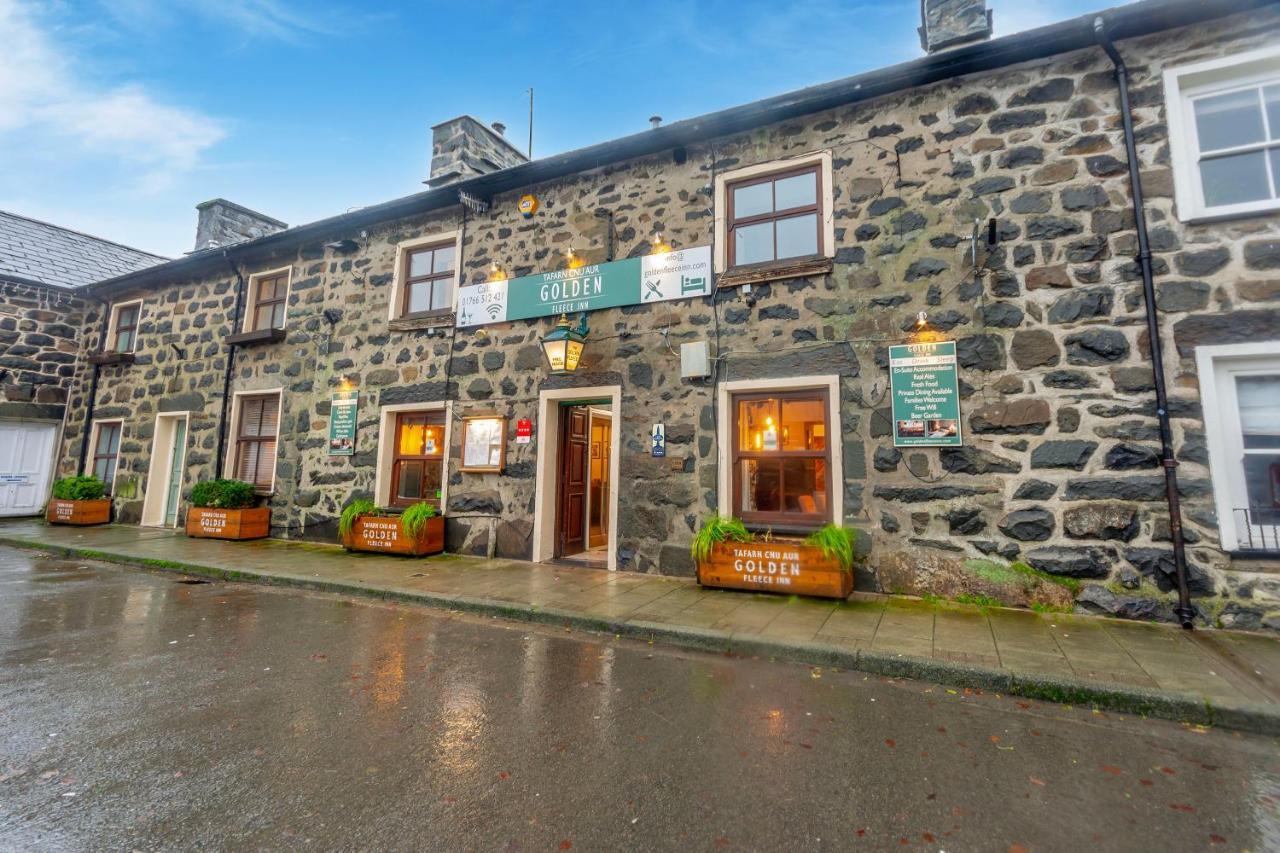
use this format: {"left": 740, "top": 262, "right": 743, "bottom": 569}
{"left": 0, "top": 0, "right": 226, "bottom": 192}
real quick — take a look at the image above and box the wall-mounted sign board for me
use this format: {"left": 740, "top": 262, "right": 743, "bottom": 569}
{"left": 328, "top": 389, "right": 359, "bottom": 456}
{"left": 889, "top": 341, "right": 962, "bottom": 447}
{"left": 456, "top": 246, "right": 713, "bottom": 328}
{"left": 460, "top": 416, "right": 507, "bottom": 472}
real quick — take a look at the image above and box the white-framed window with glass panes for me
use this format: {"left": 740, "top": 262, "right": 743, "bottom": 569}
{"left": 1196, "top": 342, "right": 1280, "bottom": 555}
{"left": 1165, "top": 46, "right": 1280, "bottom": 222}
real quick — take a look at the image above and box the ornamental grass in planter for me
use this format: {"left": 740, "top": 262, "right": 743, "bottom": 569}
{"left": 339, "top": 499, "right": 444, "bottom": 556}
{"left": 46, "top": 476, "right": 111, "bottom": 525}
{"left": 692, "top": 517, "right": 859, "bottom": 600}
{"left": 185, "top": 479, "right": 270, "bottom": 540}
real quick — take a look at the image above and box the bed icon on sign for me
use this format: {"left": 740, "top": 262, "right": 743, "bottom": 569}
{"left": 651, "top": 423, "right": 665, "bottom": 457}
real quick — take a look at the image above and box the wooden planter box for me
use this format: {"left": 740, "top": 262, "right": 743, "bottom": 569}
{"left": 185, "top": 506, "right": 271, "bottom": 540}
{"left": 46, "top": 498, "right": 111, "bottom": 526}
{"left": 342, "top": 515, "right": 444, "bottom": 556}
{"left": 697, "top": 540, "right": 853, "bottom": 600}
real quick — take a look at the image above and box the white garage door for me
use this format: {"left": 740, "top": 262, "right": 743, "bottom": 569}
{"left": 0, "top": 422, "right": 58, "bottom": 517}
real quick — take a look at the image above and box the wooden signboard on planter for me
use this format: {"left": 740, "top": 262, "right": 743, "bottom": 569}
{"left": 46, "top": 499, "right": 111, "bottom": 526}
{"left": 185, "top": 507, "right": 271, "bottom": 540}
{"left": 697, "top": 540, "right": 852, "bottom": 600}
{"left": 343, "top": 515, "right": 445, "bottom": 556}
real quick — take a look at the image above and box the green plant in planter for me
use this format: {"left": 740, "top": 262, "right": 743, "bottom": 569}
{"left": 189, "top": 479, "right": 257, "bottom": 509}
{"left": 400, "top": 501, "right": 439, "bottom": 539}
{"left": 51, "top": 476, "right": 106, "bottom": 501}
{"left": 690, "top": 516, "right": 753, "bottom": 563}
{"left": 803, "top": 524, "right": 859, "bottom": 573}
{"left": 339, "top": 499, "right": 382, "bottom": 538}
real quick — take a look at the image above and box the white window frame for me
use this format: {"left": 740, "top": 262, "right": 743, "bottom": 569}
{"left": 223, "top": 388, "right": 283, "bottom": 494}
{"left": 388, "top": 230, "right": 462, "bottom": 321}
{"left": 372, "top": 400, "right": 453, "bottom": 510}
{"left": 105, "top": 299, "right": 143, "bottom": 353}
{"left": 1165, "top": 45, "right": 1280, "bottom": 223}
{"left": 241, "top": 266, "right": 293, "bottom": 332}
{"left": 88, "top": 419, "right": 124, "bottom": 494}
{"left": 713, "top": 151, "right": 836, "bottom": 274}
{"left": 1195, "top": 341, "right": 1280, "bottom": 553}
{"left": 716, "top": 375, "right": 844, "bottom": 526}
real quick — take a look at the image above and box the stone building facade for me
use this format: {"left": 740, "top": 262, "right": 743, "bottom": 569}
{"left": 53, "top": 0, "right": 1280, "bottom": 631}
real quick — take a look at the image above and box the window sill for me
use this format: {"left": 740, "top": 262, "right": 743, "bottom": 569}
{"left": 717, "top": 256, "right": 833, "bottom": 288}
{"left": 227, "top": 327, "right": 287, "bottom": 346}
{"left": 742, "top": 522, "right": 828, "bottom": 538}
{"left": 88, "top": 351, "right": 135, "bottom": 366}
{"left": 1178, "top": 201, "right": 1280, "bottom": 225}
{"left": 388, "top": 312, "right": 455, "bottom": 332}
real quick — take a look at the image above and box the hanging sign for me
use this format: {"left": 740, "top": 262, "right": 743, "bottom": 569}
{"left": 515, "top": 417, "right": 533, "bottom": 444}
{"left": 651, "top": 423, "right": 666, "bottom": 457}
{"left": 327, "top": 389, "right": 359, "bottom": 456}
{"left": 456, "top": 245, "right": 713, "bottom": 328}
{"left": 889, "top": 341, "right": 962, "bottom": 447}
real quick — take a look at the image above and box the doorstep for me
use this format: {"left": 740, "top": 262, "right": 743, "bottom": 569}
{"left": 2, "top": 519, "right": 1278, "bottom": 735}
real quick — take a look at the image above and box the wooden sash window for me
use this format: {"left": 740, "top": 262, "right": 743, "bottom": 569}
{"left": 234, "top": 393, "right": 280, "bottom": 491}
{"left": 91, "top": 422, "right": 122, "bottom": 493}
{"left": 390, "top": 411, "right": 446, "bottom": 507}
{"left": 111, "top": 304, "right": 139, "bottom": 353}
{"left": 730, "top": 389, "right": 831, "bottom": 529}
{"left": 251, "top": 273, "right": 289, "bottom": 330}
{"left": 726, "top": 165, "right": 822, "bottom": 269}
{"left": 401, "top": 243, "right": 456, "bottom": 318}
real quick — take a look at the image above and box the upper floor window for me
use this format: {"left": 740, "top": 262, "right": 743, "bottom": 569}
{"left": 249, "top": 272, "right": 289, "bottom": 331}
{"left": 1166, "top": 46, "right": 1280, "bottom": 222}
{"left": 727, "top": 165, "right": 822, "bottom": 268}
{"left": 108, "top": 301, "right": 141, "bottom": 353}
{"left": 403, "top": 243, "right": 455, "bottom": 317}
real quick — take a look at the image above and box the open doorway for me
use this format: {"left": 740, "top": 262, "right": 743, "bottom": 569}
{"left": 532, "top": 386, "right": 621, "bottom": 570}
{"left": 140, "top": 411, "right": 190, "bottom": 527}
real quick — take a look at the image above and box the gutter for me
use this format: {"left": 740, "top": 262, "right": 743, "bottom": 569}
{"left": 213, "top": 253, "right": 247, "bottom": 478}
{"left": 81, "top": 0, "right": 1270, "bottom": 298}
{"left": 76, "top": 306, "right": 111, "bottom": 475}
{"left": 1094, "top": 16, "right": 1197, "bottom": 630}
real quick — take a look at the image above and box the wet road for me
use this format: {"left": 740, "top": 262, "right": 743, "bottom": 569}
{"left": 1, "top": 547, "right": 1277, "bottom": 851}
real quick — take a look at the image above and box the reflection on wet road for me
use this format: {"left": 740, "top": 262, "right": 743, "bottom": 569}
{"left": 1, "top": 547, "right": 1277, "bottom": 850}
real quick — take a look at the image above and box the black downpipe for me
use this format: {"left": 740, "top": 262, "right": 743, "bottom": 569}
{"left": 76, "top": 303, "right": 112, "bottom": 475}
{"left": 1095, "top": 17, "right": 1196, "bottom": 630}
{"left": 214, "top": 254, "right": 246, "bottom": 478}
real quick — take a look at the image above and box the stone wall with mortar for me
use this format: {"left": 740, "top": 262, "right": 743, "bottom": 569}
{"left": 65, "top": 8, "right": 1280, "bottom": 631}
{"left": 0, "top": 281, "right": 89, "bottom": 420}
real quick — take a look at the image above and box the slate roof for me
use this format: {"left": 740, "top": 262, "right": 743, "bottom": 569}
{"left": 0, "top": 210, "right": 167, "bottom": 291}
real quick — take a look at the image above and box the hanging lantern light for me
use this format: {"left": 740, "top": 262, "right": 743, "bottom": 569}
{"left": 540, "top": 313, "right": 590, "bottom": 375}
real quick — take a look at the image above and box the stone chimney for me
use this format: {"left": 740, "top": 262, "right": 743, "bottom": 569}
{"left": 428, "top": 116, "right": 529, "bottom": 188}
{"left": 919, "top": 0, "right": 993, "bottom": 53}
{"left": 193, "top": 198, "right": 287, "bottom": 252}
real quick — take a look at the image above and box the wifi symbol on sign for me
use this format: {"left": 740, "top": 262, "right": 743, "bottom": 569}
{"left": 485, "top": 303, "right": 502, "bottom": 320}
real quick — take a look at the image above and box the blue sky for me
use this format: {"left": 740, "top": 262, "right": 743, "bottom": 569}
{"left": 1, "top": 0, "right": 1109, "bottom": 258}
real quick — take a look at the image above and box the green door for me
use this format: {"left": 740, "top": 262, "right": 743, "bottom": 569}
{"left": 164, "top": 419, "right": 187, "bottom": 526}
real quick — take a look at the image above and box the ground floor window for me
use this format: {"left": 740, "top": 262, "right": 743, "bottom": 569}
{"left": 90, "top": 421, "right": 122, "bottom": 494}
{"left": 730, "top": 388, "right": 831, "bottom": 528}
{"left": 391, "top": 411, "right": 445, "bottom": 507}
{"left": 233, "top": 393, "right": 281, "bottom": 492}
{"left": 1198, "top": 344, "right": 1280, "bottom": 553}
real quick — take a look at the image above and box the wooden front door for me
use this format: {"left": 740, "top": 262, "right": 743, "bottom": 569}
{"left": 558, "top": 406, "right": 590, "bottom": 557}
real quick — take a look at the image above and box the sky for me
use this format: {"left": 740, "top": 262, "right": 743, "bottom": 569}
{"left": 1, "top": 0, "right": 1111, "bottom": 258}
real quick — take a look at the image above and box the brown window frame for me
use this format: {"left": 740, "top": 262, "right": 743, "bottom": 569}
{"left": 91, "top": 421, "right": 122, "bottom": 494}
{"left": 111, "top": 303, "right": 140, "bottom": 353}
{"left": 399, "top": 243, "right": 456, "bottom": 320}
{"left": 389, "top": 411, "right": 447, "bottom": 508}
{"left": 729, "top": 388, "right": 832, "bottom": 531}
{"left": 233, "top": 393, "right": 281, "bottom": 492}
{"left": 249, "top": 272, "right": 289, "bottom": 331}
{"left": 725, "top": 164, "right": 824, "bottom": 270}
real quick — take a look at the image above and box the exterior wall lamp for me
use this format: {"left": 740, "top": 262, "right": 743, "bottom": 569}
{"left": 540, "top": 312, "right": 589, "bottom": 375}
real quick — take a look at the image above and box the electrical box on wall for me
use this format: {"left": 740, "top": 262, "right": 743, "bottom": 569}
{"left": 680, "top": 341, "right": 711, "bottom": 379}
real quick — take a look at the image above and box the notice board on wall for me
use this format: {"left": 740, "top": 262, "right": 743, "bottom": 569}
{"left": 889, "top": 341, "right": 962, "bottom": 448}
{"left": 327, "top": 390, "right": 359, "bottom": 456}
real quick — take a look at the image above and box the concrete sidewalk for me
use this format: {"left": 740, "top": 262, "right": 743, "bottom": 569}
{"left": 3, "top": 519, "right": 1279, "bottom": 733}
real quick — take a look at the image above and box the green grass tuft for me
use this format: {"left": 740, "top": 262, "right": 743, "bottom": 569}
{"left": 339, "top": 499, "right": 380, "bottom": 538}
{"left": 400, "top": 502, "right": 439, "bottom": 540}
{"left": 802, "top": 524, "right": 859, "bottom": 573}
{"left": 690, "top": 516, "right": 753, "bottom": 563}
{"left": 954, "top": 593, "right": 1004, "bottom": 608}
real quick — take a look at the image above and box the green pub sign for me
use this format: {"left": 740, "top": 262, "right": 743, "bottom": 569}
{"left": 328, "top": 389, "right": 359, "bottom": 456}
{"left": 888, "top": 341, "right": 962, "bottom": 447}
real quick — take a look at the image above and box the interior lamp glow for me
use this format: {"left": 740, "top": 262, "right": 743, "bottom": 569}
{"left": 540, "top": 312, "right": 590, "bottom": 375}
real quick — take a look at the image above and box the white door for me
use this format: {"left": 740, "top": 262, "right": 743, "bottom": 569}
{"left": 0, "top": 422, "right": 58, "bottom": 516}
